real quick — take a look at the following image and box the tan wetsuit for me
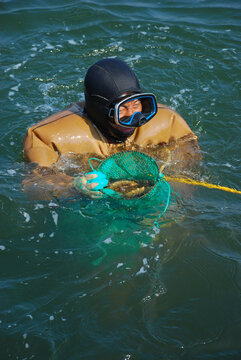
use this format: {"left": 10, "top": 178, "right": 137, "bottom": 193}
{"left": 23, "top": 102, "right": 196, "bottom": 167}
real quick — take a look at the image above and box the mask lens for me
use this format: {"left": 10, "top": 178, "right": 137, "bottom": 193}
{"left": 114, "top": 94, "right": 157, "bottom": 128}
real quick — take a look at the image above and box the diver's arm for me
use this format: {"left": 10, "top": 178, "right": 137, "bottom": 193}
{"left": 23, "top": 127, "right": 104, "bottom": 199}
{"left": 165, "top": 134, "right": 202, "bottom": 170}
{"left": 23, "top": 129, "right": 72, "bottom": 199}
{"left": 169, "top": 111, "right": 195, "bottom": 141}
{"left": 22, "top": 166, "right": 102, "bottom": 200}
{"left": 22, "top": 167, "right": 74, "bottom": 200}
{"left": 164, "top": 111, "right": 202, "bottom": 167}
{"left": 23, "top": 128, "right": 59, "bottom": 167}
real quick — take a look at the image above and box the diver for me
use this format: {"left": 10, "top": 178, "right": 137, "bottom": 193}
{"left": 23, "top": 58, "right": 200, "bottom": 198}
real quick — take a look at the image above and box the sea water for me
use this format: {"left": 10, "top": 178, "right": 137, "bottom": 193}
{"left": 0, "top": 0, "right": 241, "bottom": 359}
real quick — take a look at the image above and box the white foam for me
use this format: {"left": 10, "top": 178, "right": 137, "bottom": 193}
{"left": 5, "top": 60, "right": 27, "bottom": 72}
{"left": 224, "top": 162, "right": 234, "bottom": 168}
{"left": 143, "top": 258, "right": 148, "bottom": 266}
{"left": 51, "top": 211, "right": 58, "bottom": 226}
{"left": 141, "top": 242, "right": 148, "bottom": 247}
{"left": 124, "top": 354, "right": 132, "bottom": 360}
{"left": 169, "top": 59, "right": 180, "bottom": 64}
{"left": 79, "top": 293, "right": 87, "bottom": 298}
{"left": 68, "top": 39, "right": 77, "bottom": 45}
{"left": 202, "top": 86, "right": 209, "bottom": 92}
{"left": 169, "top": 88, "right": 192, "bottom": 107}
{"left": 34, "top": 204, "right": 44, "bottom": 210}
{"left": 136, "top": 266, "right": 147, "bottom": 276}
{"left": 153, "top": 226, "right": 160, "bottom": 235}
{"left": 108, "top": 41, "right": 123, "bottom": 52}
{"left": 103, "top": 237, "right": 112, "bottom": 244}
{"left": 23, "top": 212, "right": 30, "bottom": 223}
{"left": 48, "top": 201, "right": 58, "bottom": 207}
{"left": 11, "top": 84, "right": 21, "bottom": 92}
{"left": 7, "top": 169, "right": 16, "bottom": 175}
{"left": 44, "top": 42, "right": 55, "bottom": 50}
{"left": 142, "top": 295, "right": 151, "bottom": 302}
{"left": 13, "top": 63, "right": 22, "bottom": 70}
{"left": 158, "top": 26, "right": 170, "bottom": 31}
{"left": 0, "top": 245, "right": 6, "bottom": 251}
{"left": 39, "top": 82, "right": 56, "bottom": 95}
{"left": 117, "top": 263, "right": 124, "bottom": 268}
{"left": 125, "top": 55, "right": 141, "bottom": 63}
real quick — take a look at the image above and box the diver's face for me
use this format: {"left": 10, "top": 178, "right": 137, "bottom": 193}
{"left": 119, "top": 98, "right": 142, "bottom": 119}
{"left": 110, "top": 98, "right": 143, "bottom": 134}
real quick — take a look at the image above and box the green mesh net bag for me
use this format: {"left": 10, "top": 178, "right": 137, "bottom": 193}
{"left": 89, "top": 151, "right": 173, "bottom": 226}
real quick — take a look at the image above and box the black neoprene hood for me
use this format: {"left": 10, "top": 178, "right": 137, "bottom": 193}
{"left": 84, "top": 58, "right": 142, "bottom": 141}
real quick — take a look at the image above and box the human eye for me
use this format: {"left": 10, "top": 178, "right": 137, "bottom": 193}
{"left": 133, "top": 100, "right": 141, "bottom": 108}
{"left": 119, "top": 106, "right": 125, "bottom": 115}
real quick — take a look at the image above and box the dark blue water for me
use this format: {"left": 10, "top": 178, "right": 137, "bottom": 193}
{"left": 1, "top": 1, "right": 241, "bottom": 359}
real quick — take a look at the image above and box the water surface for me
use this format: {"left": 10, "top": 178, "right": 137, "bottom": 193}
{"left": 1, "top": 0, "right": 241, "bottom": 359}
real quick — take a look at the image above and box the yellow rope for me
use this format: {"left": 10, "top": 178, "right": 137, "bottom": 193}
{"left": 164, "top": 176, "right": 241, "bottom": 195}
{"left": 157, "top": 147, "right": 240, "bottom": 195}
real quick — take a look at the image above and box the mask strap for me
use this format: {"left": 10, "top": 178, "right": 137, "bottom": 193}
{"left": 108, "top": 108, "right": 114, "bottom": 118}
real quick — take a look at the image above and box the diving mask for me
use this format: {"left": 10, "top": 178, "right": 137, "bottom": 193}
{"left": 108, "top": 93, "right": 157, "bottom": 128}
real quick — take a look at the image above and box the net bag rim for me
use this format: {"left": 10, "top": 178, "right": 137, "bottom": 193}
{"left": 95, "top": 150, "right": 161, "bottom": 200}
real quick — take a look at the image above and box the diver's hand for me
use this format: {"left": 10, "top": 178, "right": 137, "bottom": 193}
{"left": 73, "top": 172, "right": 106, "bottom": 199}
